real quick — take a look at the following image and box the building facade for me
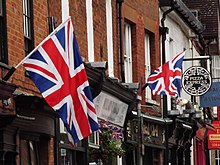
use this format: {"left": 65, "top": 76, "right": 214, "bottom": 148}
{"left": 0, "top": 0, "right": 58, "bottom": 164}
{"left": 0, "top": 0, "right": 158, "bottom": 164}
{"left": 47, "top": 0, "right": 165, "bottom": 165}
{"left": 1, "top": 0, "right": 219, "bottom": 165}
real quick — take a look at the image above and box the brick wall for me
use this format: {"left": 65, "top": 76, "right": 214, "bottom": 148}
{"left": 123, "top": 0, "right": 160, "bottom": 104}
{"left": 183, "top": 0, "right": 219, "bottom": 39}
{"left": 48, "top": 0, "right": 161, "bottom": 106}
{"left": 183, "top": 0, "right": 219, "bottom": 54}
{"left": 6, "top": 0, "right": 54, "bottom": 164}
{"left": 48, "top": 138, "right": 55, "bottom": 165}
{"left": 6, "top": 0, "right": 49, "bottom": 95}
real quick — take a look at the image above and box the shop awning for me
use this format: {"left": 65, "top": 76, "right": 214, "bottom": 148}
{"left": 85, "top": 62, "right": 137, "bottom": 115}
{"left": 0, "top": 80, "right": 17, "bottom": 100}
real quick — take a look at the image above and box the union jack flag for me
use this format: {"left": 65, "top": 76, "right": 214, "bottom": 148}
{"left": 147, "top": 51, "right": 185, "bottom": 96}
{"left": 22, "top": 18, "right": 99, "bottom": 144}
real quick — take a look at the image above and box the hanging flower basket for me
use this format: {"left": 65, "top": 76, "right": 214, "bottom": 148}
{"left": 90, "top": 127, "right": 125, "bottom": 163}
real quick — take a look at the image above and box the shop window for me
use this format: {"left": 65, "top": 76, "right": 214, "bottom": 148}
{"left": 23, "top": 0, "right": 34, "bottom": 55}
{"left": 89, "top": 132, "right": 100, "bottom": 164}
{"left": 124, "top": 22, "right": 133, "bottom": 83}
{"left": 61, "top": 148, "right": 73, "bottom": 165}
{"left": 212, "top": 55, "right": 220, "bottom": 79}
{"left": 89, "top": 131, "right": 100, "bottom": 147}
{"left": 20, "top": 140, "right": 39, "bottom": 165}
{"left": 60, "top": 132, "right": 87, "bottom": 165}
{"left": 144, "top": 32, "right": 152, "bottom": 101}
{"left": 0, "top": 0, "right": 8, "bottom": 63}
{"left": 215, "top": 150, "right": 220, "bottom": 165}
{"left": 60, "top": 146, "right": 87, "bottom": 165}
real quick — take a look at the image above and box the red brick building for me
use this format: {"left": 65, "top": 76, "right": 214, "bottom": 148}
{"left": 0, "top": 0, "right": 164, "bottom": 164}
{"left": 0, "top": 0, "right": 57, "bottom": 164}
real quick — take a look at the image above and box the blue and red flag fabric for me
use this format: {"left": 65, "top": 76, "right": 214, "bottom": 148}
{"left": 147, "top": 51, "right": 185, "bottom": 97}
{"left": 99, "top": 120, "right": 124, "bottom": 141}
{"left": 22, "top": 18, "right": 99, "bottom": 144}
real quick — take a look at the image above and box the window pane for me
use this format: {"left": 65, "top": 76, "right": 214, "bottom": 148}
{"left": 89, "top": 132, "right": 99, "bottom": 146}
{"left": 0, "top": 17, "right": 3, "bottom": 61}
{"left": 27, "top": 17, "right": 31, "bottom": 38}
{"left": 20, "top": 140, "right": 30, "bottom": 165}
{"left": 61, "top": 148, "right": 73, "bottom": 165}
{"left": 23, "top": 16, "right": 27, "bottom": 36}
{"left": 29, "top": 141, "right": 38, "bottom": 165}
{"left": 23, "top": 0, "right": 33, "bottom": 55}
{"left": 212, "top": 56, "right": 220, "bottom": 79}
{"left": 0, "top": 0, "right": 7, "bottom": 63}
{"left": 89, "top": 133, "right": 95, "bottom": 143}
{"left": 145, "top": 33, "right": 151, "bottom": 100}
{"left": 124, "top": 23, "right": 132, "bottom": 83}
{"left": 0, "top": 0, "right": 2, "bottom": 16}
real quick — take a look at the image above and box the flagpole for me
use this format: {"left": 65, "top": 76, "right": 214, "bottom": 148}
{"left": 3, "top": 17, "right": 72, "bottom": 81}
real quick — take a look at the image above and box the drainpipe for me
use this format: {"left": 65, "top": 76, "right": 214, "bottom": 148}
{"left": 117, "top": 0, "right": 125, "bottom": 82}
{"left": 160, "top": 8, "right": 174, "bottom": 117}
{"left": 160, "top": 7, "right": 174, "bottom": 165}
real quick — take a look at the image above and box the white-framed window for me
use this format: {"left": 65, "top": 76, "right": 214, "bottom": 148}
{"left": 86, "top": 0, "right": 94, "bottom": 62}
{"left": 88, "top": 131, "right": 100, "bottom": 148}
{"left": 212, "top": 55, "right": 220, "bottom": 79}
{"left": 106, "top": 0, "right": 114, "bottom": 77}
{"left": 145, "top": 33, "right": 151, "bottom": 101}
{"left": 124, "top": 22, "right": 132, "bottom": 83}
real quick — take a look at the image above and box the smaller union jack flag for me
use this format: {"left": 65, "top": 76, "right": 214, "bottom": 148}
{"left": 22, "top": 18, "right": 99, "bottom": 144}
{"left": 147, "top": 51, "right": 185, "bottom": 96}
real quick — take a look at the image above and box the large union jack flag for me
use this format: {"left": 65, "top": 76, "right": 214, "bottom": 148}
{"left": 22, "top": 18, "right": 99, "bottom": 144}
{"left": 147, "top": 51, "right": 185, "bottom": 96}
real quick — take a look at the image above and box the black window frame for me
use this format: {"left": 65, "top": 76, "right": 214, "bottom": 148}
{"left": 0, "top": 0, "right": 8, "bottom": 64}
{"left": 23, "top": 0, "right": 34, "bottom": 56}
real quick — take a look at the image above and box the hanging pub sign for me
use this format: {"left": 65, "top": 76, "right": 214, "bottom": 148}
{"left": 94, "top": 91, "right": 128, "bottom": 127}
{"left": 182, "top": 66, "right": 212, "bottom": 96}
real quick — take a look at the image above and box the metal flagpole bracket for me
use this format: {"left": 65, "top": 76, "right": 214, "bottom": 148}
{"left": 3, "top": 67, "right": 16, "bottom": 81}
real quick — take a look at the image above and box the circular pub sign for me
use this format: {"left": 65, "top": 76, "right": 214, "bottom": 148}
{"left": 182, "top": 66, "right": 212, "bottom": 96}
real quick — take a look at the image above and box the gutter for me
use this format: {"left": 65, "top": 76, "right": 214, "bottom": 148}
{"left": 160, "top": 0, "right": 204, "bottom": 34}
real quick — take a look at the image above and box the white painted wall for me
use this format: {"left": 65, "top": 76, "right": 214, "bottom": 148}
{"left": 106, "top": 0, "right": 114, "bottom": 77}
{"left": 86, "top": 0, "right": 94, "bottom": 62}
{"left": 159, "top": 9, "right": 202, "bottom": 165}
{"left": 61, "top": 0, "right": 69, "bottom": 22}
{"left": 159, "top": 9, "right": 200, "bottom": 110}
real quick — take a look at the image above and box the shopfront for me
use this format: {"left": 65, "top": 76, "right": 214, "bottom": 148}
{"left": 126, "top": 111, "right": 172, "bottom": 165}
{"left": 142, "top": 119, "right": 166, "bottom": 165}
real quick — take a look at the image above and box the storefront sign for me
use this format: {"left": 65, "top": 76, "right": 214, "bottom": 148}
{"left": 143, "top": 122, "right": 159, "bottom": 137}
{"left": 200, "top": 82, "right": 220, "bottom": 107}
{"left": 143, "top": 121, "right": 164, "bottom": 146}
{"left": 182, "top": 66, "right": 212, "bottom": 96}
{"left": 94, "top": 92, "right": 128, "bottom": 127}
{"left": 208, "top": 121, "right": 220, "bottom": 149}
